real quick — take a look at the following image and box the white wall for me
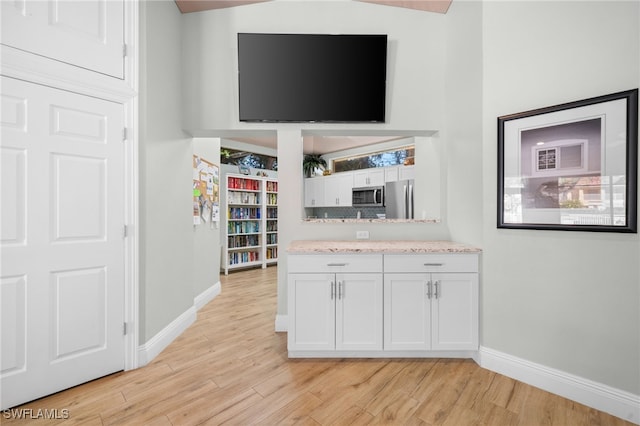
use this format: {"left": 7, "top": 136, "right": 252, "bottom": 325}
{"left": 139, "top": 0, "right": 196, "bottom": 342}
{"left": 481, "top": 1, "right": 640, "bottom": 395}
{"left": 181, "top": 1, "right": 445, "bottom": 132}
{"left": 444, "top": 0, "right": 483, "bottom": 247}
{"left": 180, "top": 1, "right": 455, "bottom": 318}
{"left": 193, "top": 138, "right": 222, "bottom": 298}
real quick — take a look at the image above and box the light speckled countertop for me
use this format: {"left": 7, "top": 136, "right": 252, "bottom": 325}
{"left": 287, "top": 240, "right": 481, "bottom": 254}
{"left": 302, "top": 218, "right": 440, "bottom": 224}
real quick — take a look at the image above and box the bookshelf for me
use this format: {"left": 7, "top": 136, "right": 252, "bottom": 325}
{"left": 223, "top": 173, "right": 278, "bottom": 274}
{"left": 265, "top": 179, "right": 278, "bottom": 265}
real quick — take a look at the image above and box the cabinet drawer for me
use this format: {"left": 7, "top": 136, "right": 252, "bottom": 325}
{"left": 288, "top": 254, "right": 383, "bottom": 273}
{"left": 384, "top": 254, "right": 478, "bottom": 273}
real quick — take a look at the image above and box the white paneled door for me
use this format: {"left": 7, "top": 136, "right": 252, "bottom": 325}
{"left": 1, "top": 77, "right": 125, "bottom": 409}
{"left": 1, "top": 0, "right": 125, "bottom": 79}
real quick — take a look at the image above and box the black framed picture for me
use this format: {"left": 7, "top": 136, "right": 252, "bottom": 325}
{"left": 498, "top": 89, "right": 638, "bottom": 233}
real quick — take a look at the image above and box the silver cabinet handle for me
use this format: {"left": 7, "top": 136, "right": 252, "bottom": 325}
{"left": 423, "top": 263, "right": 444, "bottom": 267}
{"left": 338, "top": 281, "right": 343, "bottom": 299}
{"left": 327, "top": 263, "right": 348, "bottom": 267}
{"left": 426, "top": 280, "right": 432, "bottom": 299}
{"left": 330, "top": 281, "right": 335, "bottom": 299}
{"left": 434, "top": 280, "right": 440, "bottom": 299}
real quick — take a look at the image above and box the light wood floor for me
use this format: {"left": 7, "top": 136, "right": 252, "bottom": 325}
{"left": 4, "top": 266, "right": 634, "bottom": 425}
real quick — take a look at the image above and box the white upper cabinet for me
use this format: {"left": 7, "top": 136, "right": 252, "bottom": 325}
{"left": 304, "top": 177, "right": 325, "bottom": 208}
{"left": 353, "top": 168, "right": 385, "bottom": 187}
{"left": 323, "top": 173, "right": 353, "bottom": 207}
{"left": 1, "top": 0, "right": 125, "bottom": 79}
{"left": 398, "top": 165, "right": 415, "bottom": 180}
{"left": 385, "top": 166, "right": 399, "bottom": 182}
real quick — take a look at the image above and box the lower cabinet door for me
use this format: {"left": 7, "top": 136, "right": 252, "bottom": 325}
{"left": 335, "top": 273, "right": 383, "bottom": 350}
{"left": 288, "top": 273, "right": 335, "bottom": 351}
{"left": 383, "top": 273, "right": 430, "bottom": 350}
{"left": 431, "top": 273, "right": 479, "bottom": 351}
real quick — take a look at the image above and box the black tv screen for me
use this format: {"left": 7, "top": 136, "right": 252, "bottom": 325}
{"left": 238, "top": 33, "right": 387, "bottom": 123}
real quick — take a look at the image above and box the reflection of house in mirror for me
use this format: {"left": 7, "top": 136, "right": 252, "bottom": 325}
{"left": 518, "top": 118, "right": 623, "bottom": 225}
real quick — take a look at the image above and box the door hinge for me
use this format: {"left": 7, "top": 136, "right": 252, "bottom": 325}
{"left": 123, "top": 44, "right": 128, "bottom": 57}
{"left": 123, "top": 322, "right": 128, "bottom": 335}
{"left": 123, "top": 225, "right": 128, "bottom": 238}
{"left": 122, "top": 128, "right": 127, "bottom": 141}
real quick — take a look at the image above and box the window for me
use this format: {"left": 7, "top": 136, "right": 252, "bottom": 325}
{"left": 221, "top": 148, "right": 277, "bottom": 171}
{"left": 537, "top": 148, "right": 557, "bottom": 170}
{"left": 532, "top": 139, "right": 587, "bottom": 176}
{"left": 333, "top": 145, "right": 414, "bottom": 173}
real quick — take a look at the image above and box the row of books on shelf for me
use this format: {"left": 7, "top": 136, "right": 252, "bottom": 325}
{"left": 266, "top": 208, "right": 278, "bottom": 219}
{"left": 229, "top": 251, "right": 260, "bottom": 265}
{"left": 228, "top": 207, "right": 260, "bottom": 219}
{"left": 228, "top": 234, "right": 260, "bottom": 248}
{"left": 228, "top": 191, "right": 260, "bottom": 205}
{"left": 228, "top": 221, "right": 260, "bottom": 234}
{"left": 266, "top": 234, "right": 277, "bottom": 245}
{"left": 266, "top": 181, "right": 278, "bottom": 192}
{"left": 266, "top": 193, "right": 278, "bottom": 205}
{"left": 228, "top": 177, "right": 260, "bottom": 191}
{"left": 266, "top": 221, "right": 278, "bottom": 232}
{"left": 266, "top": 247, "right": 278, "bottom": 259}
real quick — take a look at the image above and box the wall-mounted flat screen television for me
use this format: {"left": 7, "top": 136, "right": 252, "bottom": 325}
{"left": 238, "top": 33, "right": 387, "bottom": 123}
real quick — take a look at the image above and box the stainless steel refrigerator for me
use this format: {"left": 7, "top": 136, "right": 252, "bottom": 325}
{"left": 385, "top": 180, "right": 415, "bottom": 219}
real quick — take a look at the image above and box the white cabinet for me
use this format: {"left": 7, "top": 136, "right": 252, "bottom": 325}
{"left": 288, "top": 255, "right": 383, "bottom": 352}
{"left": 288, "top": 273, "right": 335, "bottom": 351}
{"left": 305, "top": 172, "right": 353, "bottom": 208}
{"left": 383, "top": 254, "right": 478, "bottom": 351}
{"left": 398, "top": 166, "right": 416, "bottom": 180}
{"left": 399, "top": 165, "right": 415, "bottom": 180}
{"left": 385, "top": 165, "right": 415, "bottom": 183}
{"left": 1, "top": 0, "right": 125, "bottom": 79}
{"left": 385, "top": 167, "right": 399, "bottom": 182}
{"left": 353, "top": 169, "right": 385, "bottom": 187}
{"left": 304, "top": 177, "right": 324, "bottom": 207}
{"left": 323, "top": 173, "right": 353, "bottom": 207}
{"left": 287, "top": 250, "right": 479, "bottom": 358}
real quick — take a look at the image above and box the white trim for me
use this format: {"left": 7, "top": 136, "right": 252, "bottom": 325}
{"left": 478, "top": 346, "right": 640, "bottom": 425}
{"left": 195, "top": 282, "right": 221, "bottom": 311}
{"left": 123, "top": 0, "right": 140, "bottom": 372}
{"left": 0, "top": 45, "right": 136, "bottom": 103}
{"left": 137, "top": 307, "right": 197, "bottom": 367}
{"left": 136, "top": 282, "right": 221, "bottom": 368}
{"left": 289, "top": 350, "right": 477, "bottom": 359}
{"left": 274, "top": 314, "right": 288, "bottom": 332}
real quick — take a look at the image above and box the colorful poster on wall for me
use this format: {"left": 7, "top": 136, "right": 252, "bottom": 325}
{"left": 193, "top": 155, "right": 220, "bottom": 225}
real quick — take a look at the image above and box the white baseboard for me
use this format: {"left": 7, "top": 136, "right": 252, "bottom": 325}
{"left": 194, "top": 281, "right": 221, "bottom": 311}
{"left": 274, "top": 314, "right": 288, "bottom": 332}
{"left": 136, "top": 283, "right": 221, "bottom": 367}
{"left": 478, "top": 346, "right": 640, "bottom": 425}
{"left": 137, "top": 306, "right": 197, "bottom": 367}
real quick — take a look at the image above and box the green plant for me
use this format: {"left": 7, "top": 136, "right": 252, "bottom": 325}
{"left": 302, "top": 154, "right": 327, "bottom": 177}
{"left": 560, "top": 199, "right": 585, "bottom": 209}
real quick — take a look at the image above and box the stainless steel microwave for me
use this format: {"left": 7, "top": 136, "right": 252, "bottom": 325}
{"left": 352, "top": 186, "right": 384, "bottom": 207}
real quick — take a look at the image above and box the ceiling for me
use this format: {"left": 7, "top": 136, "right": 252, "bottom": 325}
{"left": 174, "top": 0, "right": 452, "bottom": 14}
